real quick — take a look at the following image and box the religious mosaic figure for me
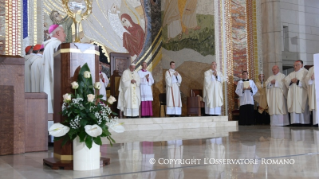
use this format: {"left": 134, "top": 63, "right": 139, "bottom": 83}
{"left": 121, "top": 13, "right": 145, "bottom": 61}
{"left": 163, "top": 0, "right": 182, "bottom": 42}
{"left": 50, "top": 10, "right": 74, "bottom": 43}
{"left": 182, "top": 0, "right": 201, "bottom": 34}
{"left": 108, "top": 3, "right": 128, "bottom": 40}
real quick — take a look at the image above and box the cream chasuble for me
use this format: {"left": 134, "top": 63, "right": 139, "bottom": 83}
{"left": 203, "top": 69, "right": 225, "bottom": 115}
{"left": 255, "top": 81, "right": 268, "bottom": 114}
{"left": 285, "top": 68, "right": 310, "bottom": 124}
{"left": 165, "top": 69, "right": 182, "bottom": 115}
{"left": 30, "top": 54, "right": 44, "bottom": 92}
{"left": 42, "top": 37, "right": 62, "bottom": 113}
{"left": 306, "top": 67, "right": 318, "bottom": 124}
{"left": 117, "top": 69, "right": 141, "bottom": 117}
{"left": 265, "top": 72, "right": 289, "bottom": 126}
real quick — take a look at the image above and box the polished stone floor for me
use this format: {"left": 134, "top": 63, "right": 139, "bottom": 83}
{"left": 1, "top": 126, "right": 319, "bottom": 179}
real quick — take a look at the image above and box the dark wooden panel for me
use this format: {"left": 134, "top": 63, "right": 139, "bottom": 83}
{"left": 25, "top": 92, "right": 48, "bottom": 152}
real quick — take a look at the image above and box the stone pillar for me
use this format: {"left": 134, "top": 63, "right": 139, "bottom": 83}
{"left": 261, "top": 0, "right": 282, "bottom": 77}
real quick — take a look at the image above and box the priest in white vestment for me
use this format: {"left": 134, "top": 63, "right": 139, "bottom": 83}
{"left": 42, "top": 25, "right": 66, "bottom": 113}
{"left": 284, "top": 60, "right": 310, "bottom": 124}
{"left": 117, "top": 64, "right": 141, "bottom": 117}
{"left": 306, "top": 66, "right": 318, "bottom": 125}
{"left": 203, "top": 62, "right": 225, "bottom": 116}
{"left": 235, "top": 71, "right": 258, "bottom": 125}
{"left": 255, "top": 74, "right": 270, "bottom": 124}
{"left": 30, "top": 45, "right": 44, "bottom": 92}
{"left": 138, "top": 62, "right": 154, "bottom": 117}
{"left": 99, "top": 62, "right": 109, "bottom": 101}
{"left": 24, "top": 45, "right": 35, "bottom": 92}
{"left": 265, "top": 65, "right": 289, "bottom": 126}
{"left": 165, "top": 61, "right": 182, "bottom": 116}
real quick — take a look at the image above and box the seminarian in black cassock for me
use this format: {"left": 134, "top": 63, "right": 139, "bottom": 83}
{"left": 235, "top": 71, "right": 258, "bottom": 125}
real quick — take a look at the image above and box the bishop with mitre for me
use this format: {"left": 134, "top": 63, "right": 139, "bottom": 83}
{"left": 165, "top": 61, "right": 182, "bottom": 116}
{"left": 284, "top": 60, "right": 310, "bottom": 124}
{"left": 117, "top": 64, "right": 141, "bottom": 118}
{"left": 203, "top": 62, "right": 225, "bottom": 116}
{"left": 235, "top": 71, "right": 258, "bottom": 125}
{"left": 306, "top": 66, "right": 317, "bottom": 125}
{"left": 265, "top": 65, "right": 289, "bottom": 126}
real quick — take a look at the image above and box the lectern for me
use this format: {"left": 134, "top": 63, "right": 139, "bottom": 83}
{"left": 43, "top": 43, "right": 110, "bottom": 170}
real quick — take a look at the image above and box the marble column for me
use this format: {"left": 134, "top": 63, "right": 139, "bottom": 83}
{"left": 261, "top": 0, "right": 282, "bottom": 77}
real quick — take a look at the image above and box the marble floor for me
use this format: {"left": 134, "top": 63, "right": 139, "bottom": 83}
{"left": 1, "top": 126, "right": 319, "bottom": 179}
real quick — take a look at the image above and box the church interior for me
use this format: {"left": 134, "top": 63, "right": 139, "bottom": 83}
{"left": 0, "top": 0, "right": 319, "bottom": 178}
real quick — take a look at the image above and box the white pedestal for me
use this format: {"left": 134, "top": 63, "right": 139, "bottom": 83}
{"left": 73, "top": 136, "right": 100, "bottom": 171}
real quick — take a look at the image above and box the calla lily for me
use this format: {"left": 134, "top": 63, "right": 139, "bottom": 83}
{"left": 94, "top": 82, "right": 101, "bottom": 90}
{"left": 83, "top": 71, "right": 91, "bottom": 78}
{"left": 109, "top": 122, "right": 125, "bottom": 133}
{"left": 48, "top": 123, "right": 70, "bottom": 137}
{"left": 84, "top": 125, "right": 102, "bottom": 137}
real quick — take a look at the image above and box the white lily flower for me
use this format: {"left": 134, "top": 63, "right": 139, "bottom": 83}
{"left": 109, "top": 122, "right": 125, "bottom": 133}
{"left": 48, "top": 123, "right": 70, "bottom": 137}
{"left": 84, "top": 125, "right": 102, "bottom": 137}
{"left": 94, "top": 82, "right": 101, "bottom": 90}
{"left": 71, "top": 81, "right": 79, "bottom": 89}
{"left": 83, "top": 71, "right": 91, "bottom": 78}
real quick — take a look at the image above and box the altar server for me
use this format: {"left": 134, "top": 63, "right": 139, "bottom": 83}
{"left": 203, "top": 62, "right": 225, "bottom": 116}
{"left": 42, "top": 25, "right": 66, "bottom": 113}
{"left": 165, "top": 61, "right": 182, "bottom": 117}
{"left": 284, "top": 60, "right": 310, "bottom": 124}
{"left": 306, "top": 66, "right": 318, "bottom": 125}
{"left": 235, "top": 71, "right": 258, "bottom": 125}
{"left": 30, "top": 45, "right": 45, "bottom": 92}
{"left": 265, "top": 65, "right": 289, "bottom": 126}
{"left": 138, "top": 62, "right": 154, "bottom": 117}
{"left": 117, "top": 64, "right": 141, "bottom": 118}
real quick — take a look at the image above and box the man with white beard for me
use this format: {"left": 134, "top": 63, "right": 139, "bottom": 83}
{"left": 306, "top": 66, "right": 318, "bottom": 125}
{"left": 203, "top": 62, "right": 225, "bottom": 116}
{"left": 284, "top": 60, "right": 310, "bottom": 124}
{"left": 42, "top": 25, "right": 66, "bottom": 114}
{"left": 265, "top": 65, "right": 289, "bottom": 126}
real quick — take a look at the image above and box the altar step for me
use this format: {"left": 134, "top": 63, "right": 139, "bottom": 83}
{"left": 117, "top": 116, "right": 237, "bottom": 131}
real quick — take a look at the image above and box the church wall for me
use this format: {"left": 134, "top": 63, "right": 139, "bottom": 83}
{"left": 280, "top": 0, "right": 319, "bottom": 66}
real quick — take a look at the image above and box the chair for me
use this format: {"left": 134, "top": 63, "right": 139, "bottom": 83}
{"left": 159, "top": 93, "right": 166, "bottom": 117}
{"left": 187, "top": 89, "right": 205, "bottom": 116}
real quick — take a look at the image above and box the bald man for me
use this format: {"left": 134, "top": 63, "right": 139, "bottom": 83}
{"left": 203, "top": 62, "right": 225, "bottom": 116}
{"left": 265, "top": 65, "right": 289, "bottom": 126}
{"left": 285, "top": 60, "right": 310, "bottom": 124}
{"left": 117, "top": 64, "right": 141, "bottom": 118}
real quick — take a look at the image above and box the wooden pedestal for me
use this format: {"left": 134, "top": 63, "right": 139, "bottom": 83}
{"left": 43, "top": 43, "right": 109, "bottom": 170}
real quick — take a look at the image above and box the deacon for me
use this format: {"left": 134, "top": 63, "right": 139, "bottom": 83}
{"left": 265, "top": 65, "right": 289, "bottom": 126}
{"left": 166, "top": 61, "right": 182, "bottom": 117}
{"left": 138, "top": 62, "right": 154, "bottom": 117}
{"left": 31, "top": 44, "right": 45, "bottom": 92}
{"left": 235, "top": 71, "right": 258, "bottom": 125}
{"left": 306, "top": 66, "right": 317, "bottom": 125}
{"left": 117, "top": 64, "right": 141, "bottom": 118}
{"left": 203, "top": 62, "right": 225, "bottom": 116}
{"left": 255, "top": 74, "right": 270, "bottom": 124}
{"left": 285, "top": 60, "right": 310, "bottom": 124}
{"left": 42, "top": 25, "right": 66, "bottom": 113}
{"left": 25, "top": 44, "right": 42, "bottom": 92}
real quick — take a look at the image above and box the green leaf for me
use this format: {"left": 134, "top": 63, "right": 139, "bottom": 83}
{"left": 80, "top": 119, "right": 87, "bottom": 126}
{"left": 112, "top": 112, "right": 118, "bottom": 116}
{"left": 97, "top": 95, "right": 104, "bottom": 99}
{"left": 93, "top": 136, "right": 102, "bottom": 145}
{"left": 88, "top": 113, "right": 96, "bottom": 120}
{"left": 62, "top": 136, "right": 70, "bottom": 146}
{"left": 79, "top": 131, "right": 86, "bottom": 142}
{"left": 54, "top": 137, "right": 63, "bottom": 142}
{"left": 85, "top": 136, "right": 93, "bottom": 149}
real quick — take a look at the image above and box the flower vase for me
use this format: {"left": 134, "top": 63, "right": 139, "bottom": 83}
{"left": 73, "top": 136, "right": 100, "bottom": 171}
